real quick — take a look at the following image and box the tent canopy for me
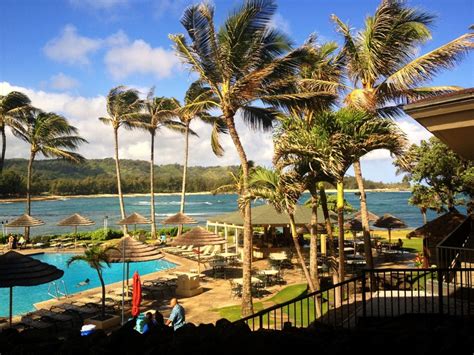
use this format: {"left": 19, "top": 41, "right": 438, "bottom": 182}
{"left": 208, "top": 204, "right": 336, "bottom": 227}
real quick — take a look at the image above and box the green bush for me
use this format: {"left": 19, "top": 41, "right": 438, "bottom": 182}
{"left": 90, "top": 228, "right": 123, "bottom": 241}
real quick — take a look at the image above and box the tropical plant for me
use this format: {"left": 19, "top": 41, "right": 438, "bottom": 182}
{"left": 409, "top": 184, "right": 445, "bottom": 224}
{"left": 249, "top": 167, "right": 315, "bottom": 292}
{"left": 170, "top": 0, "right": 318, "bottom": 316}
{"left": 274, "top": 108, "right": 407, "bottom": 280}
{"left": 67, "top": 245, "right": 117, "bottom": 319}
{"left": 11, "top": 107, "right": 86, "bottom": 238}
{"left": 135, "top": 89, "right": 187, "bottom": 239}
{"left": 99, "top": 86, "right": 142, "bottom": 234}
{"left": 175, "top": 82, "right": 225, "bottom": 235}
{"left": 0, "top": 92, "right": 31, "bottom": 173}
{"left": 332, "top": 0, "right": 474, "bottom": 269}
{"left": 212, "top": 161, "right": 256, "bottom": 196}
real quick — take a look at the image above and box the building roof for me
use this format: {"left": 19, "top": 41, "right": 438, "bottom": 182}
{"left": 208, "top": 204, "right": 336, "bottom": 227}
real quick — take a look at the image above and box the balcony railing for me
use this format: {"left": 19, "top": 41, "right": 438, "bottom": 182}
{"left": 236, "top": 268, "right": 474, "bottom": 330}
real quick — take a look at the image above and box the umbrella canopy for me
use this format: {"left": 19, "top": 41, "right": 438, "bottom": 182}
{"left": 117, "top": 213, "right": 152, "bottom": 226}
{"left": 57, "top": 213, "right": 94, "bottom": 227}
{"left": 131, "top": 272, "right": 142, "bottom": 317}
{"left": 107, "top": 236, "right": 164, "bottom": 262}
{"left": 6, "top": 214, "right": 44, "bottom": 228}
{"left": 170, "top": 226, "right": 226, "bottom": 247}
{"left": 171, "top": 227, "right": 226, "bottom": 274}
{"left": 373, "top": 214, "right": 407, "bottom": 230}
{"left": 0, "top": 251, "right": 64, "bottom": 326}
{"left": 374, "top": 214, "right": 407, "bottom": 249}
{"left": 344, "top": 219, "right": 364, "bottom": 232}
{"left": 161, "top": 212, "right": 198, "bottom": 225}
{"left": 351, "top": 210, "right": 380, "bottom": 223}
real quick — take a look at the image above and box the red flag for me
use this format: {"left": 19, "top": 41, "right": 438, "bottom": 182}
{"left": 131, "top": 271, "right": 142, "bottom": 317}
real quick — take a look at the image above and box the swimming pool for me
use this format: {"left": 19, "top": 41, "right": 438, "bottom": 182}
{"left": 0, "top": 253, "right": 176, "bottom": 317}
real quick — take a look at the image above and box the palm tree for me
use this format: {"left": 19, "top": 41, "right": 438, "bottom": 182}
{"left": 137, "top": 90, "right": 187, "bottom": 239}
{"left": 250, "top": 167, "right": 315, "bottom": 292}
{"left": 275, "top": 108, "right": 407, "bottom": 282}
{"left": 11, "top": 107, "right": 86, "bottom": 239}
{"left": 175, "top": 82, "right": 225, "bottom": 235}
{"left": 99, "top": 87, "right": 142, "bottom": 235}
{"left": 0, "top": 92, "right": 31, "bottom": 173}
{"left": 332, "top": 0, "right": 474, "bottom": 268}
{"left": 67, "top": 245, "right": 117, "bottom": 319}
{"left": 170, "top": 0, "right": 318, "bottom": 316}
{"left": 409, "top": 184, "right": 445, "bottom": 224}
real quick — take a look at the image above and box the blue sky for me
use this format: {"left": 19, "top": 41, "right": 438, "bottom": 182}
{"left": 1, "top": 0, "right": 473, "bottom": 182}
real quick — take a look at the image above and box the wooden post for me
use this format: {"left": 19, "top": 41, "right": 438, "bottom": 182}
{"left": 224, "top": 225, "right": 228, "bottom": 253}
{"left": 321, "top": 234, "right": 327, "bottom": 255}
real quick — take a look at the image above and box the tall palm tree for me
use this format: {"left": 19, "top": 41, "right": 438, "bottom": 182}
{"left": 409, "top": 184, "right": 445, "bottom": 224}
{"left": 175, "top": 82, "right": 225, "bottom": 235}
{"left": 67, "top": 245, "right": 117, "bottom": 319}
{"left": 137, "top": 90, "right": 187, "bottom": 239}
{"left": 11, "top": 108, "right": 86, "bottom": 238}
{"left": 275, "top": 108, "right": 407, "bottom": 282}
{"left": 170, "top": 0, "right": 318, "bottom": 316}
{"left": 0, "top": 92, "right": 31, "bottom": 173}
{"left": 250, "top": 167, "right": 315, "bottom": 292}
{"left": 99, "top": 87, "right": 142, "bottom": 235}
{"left": 332, "top": 0, "right": 474, "bottom": 268}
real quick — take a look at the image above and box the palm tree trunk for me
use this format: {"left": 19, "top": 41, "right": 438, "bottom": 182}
{"left": 97, "top": 270, "right": 106, "bottom": 319}
{"left": 288, "top": 213, "right": 315, "bottom": 292}
{"left": 337, "top": 180, "right": 345, "bottom": 282}
{"left": 0, "top": 125, "right": 6, "bottom": 174}
{"left": 318, "top": 182, "right": 335, "bottom": 256}
{"left": 308, "top": 185, "right": 320, "bottom": 289}
{"left": 25, "top": 150, "right": 34, "bottom": 241}
{"left": 225, "top": 115, "right": 253, "bottom": 317}
{"left": 421, "top": 208, "right": 427, "bottom": 225}
{"left": 353, "top": 160, "right": 374, "bottom": 269}
{"left": 150, "top": 131, "right": 157, "bottom": 239}
{"left": 113, "top": 127, "right": 128, "bottom": 235}
{"left": 178, "top": 122, "right": 190, "bottom": 236}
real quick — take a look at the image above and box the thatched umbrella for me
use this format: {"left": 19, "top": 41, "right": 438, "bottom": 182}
{"left": 117, "top": 212, "right": 152, "bottom": 232}
{"left": 344, "top": 219, "right": 370, "bottom": 256}
{"left": 373, "top": 214, "right": 407, "bottom": 249}
{"left": 6, "top": 214, "right": 45, "bottom": 242}
{"left": 0, "top": 251, "right": 63, "bottom": 326}
{"left": 296, "top": 223, "right": 328, "bottom": 235}
{"left": 107, "top": 236, "right": 163, "bottom": 324}
{"left": 351, "top": 210, "right": 380, "bottom": 223}
{"left": 57, "top": 213, "right": 95, "bottom": 249}
{"left": 171, "top": 226, "right": 225, "bottom": 274}
{"left": 162, "top": 212, "right": 197, "bottom": 237}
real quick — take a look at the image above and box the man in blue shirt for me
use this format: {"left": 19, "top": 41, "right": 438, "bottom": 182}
{"left": 166, "top": 298, "right": 185, "bottom": 330}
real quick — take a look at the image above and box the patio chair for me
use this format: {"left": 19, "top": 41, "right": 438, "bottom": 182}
{"left": 229, "top": 280, "right": 242, "bottom": 298}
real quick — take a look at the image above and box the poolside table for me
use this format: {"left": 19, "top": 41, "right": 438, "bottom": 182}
{"left": 232, "top": 277, "right": 263, "bottom": 285}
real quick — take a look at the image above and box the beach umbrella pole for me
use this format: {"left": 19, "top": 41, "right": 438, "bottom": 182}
{"left": 197, "top": 247, "right": 201, "bottom": 275}
{"left": 9, "top": 287, "right": 12, "bottom": 327}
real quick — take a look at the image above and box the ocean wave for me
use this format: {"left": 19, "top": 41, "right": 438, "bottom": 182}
{"left": 135, "top": 201, "right": 213, "bottom": 206}
{"left": 154, "top": 212, "right": 207, "bottom": 217}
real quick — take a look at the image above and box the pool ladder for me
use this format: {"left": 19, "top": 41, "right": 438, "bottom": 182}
{"left": 48, "top": 280, "right": 69, "bottom": 299}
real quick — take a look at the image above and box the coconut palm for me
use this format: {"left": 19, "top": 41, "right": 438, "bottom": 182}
{"left": 0, "top": 92, "right": 31, "bottom": 173}
{"left": 67, "top": 245, "right": 117, "bottom": 319}
{"left": 332, "top": 0, "right": 474, "bottom": 268}
{"left": 11, "top": 108, "right": 86, "bottom": 238}
{"left": 136, "top": 90, "right": 187, "bottom": 239}
{"left": 250, "top": 167, "right": 315, "bottom": 292}
{"left": 409, "top": 184, "right": 445, "bottom": 224}
{"left": 99, "top": 87, "right": 142, "bottom": 235}
{"left": 170, "top": 0, "right": 319, "bottom": 316}
{"left": 275, "top": 108, "right": 407, "bottom": 281}
{"left": 175, "top": 82, "right": 225, "bottom": 235}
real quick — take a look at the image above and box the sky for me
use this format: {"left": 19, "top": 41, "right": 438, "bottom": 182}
{"left": 1, "top": 0, "right": 473, "bottom": 183}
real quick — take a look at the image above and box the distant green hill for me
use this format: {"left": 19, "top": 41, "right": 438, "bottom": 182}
{"left": 0, "top": 158, "right": 408, "bottom": 197}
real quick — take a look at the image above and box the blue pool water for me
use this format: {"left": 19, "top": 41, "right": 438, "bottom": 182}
{"left": 0, "top": 253, "right": 176, "bottom": 317}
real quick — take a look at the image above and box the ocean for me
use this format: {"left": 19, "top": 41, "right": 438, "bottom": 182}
{"left": 0, "top": 192, "right": 457, "bottom": 237}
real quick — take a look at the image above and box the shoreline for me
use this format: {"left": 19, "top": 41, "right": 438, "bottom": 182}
{"left": 0, "top": 188, "right": 410, "bottom": 203}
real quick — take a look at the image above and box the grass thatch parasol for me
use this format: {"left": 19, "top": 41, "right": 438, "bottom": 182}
{"left": 6, "top": 214, "right": 45, "bottom": 242}
{"left": 351, "top": 210, "right": 380, "bottom": 223}
{"left": 374, "top": 214, "right": 407, "bottom": 249}
{"left": 57, "top": 213, "right": 95, "bottom": 248}
{"left": 0, "top": 251, "right": 63, "bottom": 326}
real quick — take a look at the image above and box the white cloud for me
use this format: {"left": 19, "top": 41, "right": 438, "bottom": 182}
{"left": 269, "top": 13, "right": 291, "bottom": 34}
{"left": 48, "top": 73, "right": 80, "bottom": 91}
{"left": 43, "top": 25, "right": 101, "bottom": 65}
{"left": 69, "top": 0, "right": 128, "bottom": 10}
{"left": 0, "top": 82, "right": 275, "bottom": 169}
{"left": 153, "top": 0, "right": 188, "bottom": 19}
{"left": 104, "top": 39, "right": 180, "bottom": 80}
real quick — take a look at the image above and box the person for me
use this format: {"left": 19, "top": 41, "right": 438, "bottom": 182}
{"left": 18, "top": 236, "right": 26, "bottom": 249}
{"left": 77, "top": 278, "right": 90, "bottom": 287}
{"left": 7, "top": 234, "right": 14, "bottom": 250}
{"left": 12, "top": 235, "right": 17, "bottom": 249}
{"left": 165, "top": 298, "right": 185, "bottom": 330}
{"left": 398, "top": 238, "right": 404, "bottom": 248}
{"left": 160, "top": 234, "right": 167, "bottom": 244}
{"left": 142, "top": 312, "right": 157, "bottom": 334}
